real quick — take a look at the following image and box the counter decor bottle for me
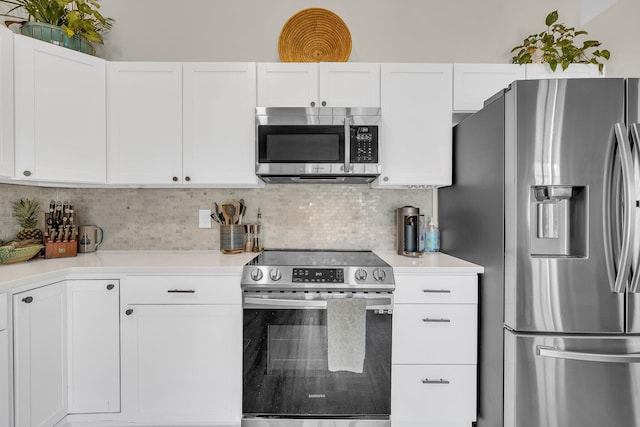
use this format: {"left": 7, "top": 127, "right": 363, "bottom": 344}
{"left": 425, "top": 217, "right": 440, "bottom": 252}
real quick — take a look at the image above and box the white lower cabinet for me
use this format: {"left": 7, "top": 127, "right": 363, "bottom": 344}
{"left": 120, "top": 275, "right": 242, "bottom": 423}
{"left": 1, "top": 293, "right": 10, "bottom": 427}
{"left": 14, "top": 282, "right": 68, "bottom": 427}
{"left": 67, "top": 280, "right": 120, "bottom": 414}
{"left": 391, "top": 274, "right": 478, "bottom": 427}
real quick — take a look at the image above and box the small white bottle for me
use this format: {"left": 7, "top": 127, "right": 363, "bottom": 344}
{"left": 425, "top": 217, "right": 440, "bottom": 252}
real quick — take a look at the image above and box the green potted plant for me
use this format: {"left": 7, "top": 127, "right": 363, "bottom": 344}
{"left": 510, "top": 10, "right": 610, "bottom": 74}
{"left": 0, "top": 0, "right": 113, "bottom": 55}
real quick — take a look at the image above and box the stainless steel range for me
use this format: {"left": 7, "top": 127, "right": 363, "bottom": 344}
{"left": 241, "top": 250, "right": 395, "bottom": 427}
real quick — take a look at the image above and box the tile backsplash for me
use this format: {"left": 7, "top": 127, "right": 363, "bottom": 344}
{"left": 0, "top": 183, "right": 432, "bottom": 251}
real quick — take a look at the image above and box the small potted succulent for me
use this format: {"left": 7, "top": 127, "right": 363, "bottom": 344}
{"left": 0, "top": 0, "right": 113, "bottom": 55}
{"left": 510, "top": 10, "right": 610, "bottom": 74}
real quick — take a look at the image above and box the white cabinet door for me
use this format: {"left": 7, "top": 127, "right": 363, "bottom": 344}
{"left": 14, "top": 35, "right": 106, "bottom": 184}
{"left": 67, "top": 280, "right": 120, "bottom": 414}
{"left": 257, "top": 62, "right": 318, "bottom": 107}
{"left": 0, "top": 294, "right": 9, "bottom": 427}
{"left": 524, "top": 63, "right": 602, "bottom": 79}
{"left": 318, "top": 62, "right": 380, "bottom": 107}
{"left": 453, "top": 63, "right": 525, "bottom": 112}
{"left": 121, "top": 304, "right": 242, "bottom": 423}
{"left": 0, "top": 26, "right": 14, "bottom": 178}
{"left": 14, "top": 282, "right": 67, "bottom": 427}
{"left": 107, "top": 62, "right": 183, "bottom": 184}
{"left": 376, "top": 63, "right": 453, "bottom": 187}
{"left": 183, "top": 63, "right": 260, "bottom": 187}
{"left": 257, "top": 62, "right": 380, "bottom": 107}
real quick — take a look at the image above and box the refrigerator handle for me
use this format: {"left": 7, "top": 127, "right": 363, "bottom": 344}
{"left": 629, "top": 123, "right": 640, "bottom": 294}
{"left": 537, "top": 346, "right": 640, "bottom": 364}
{"left": 610, "top": 123, "right": 635, "bottom": 294}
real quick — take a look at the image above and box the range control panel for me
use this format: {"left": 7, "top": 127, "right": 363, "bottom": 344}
{"left": 350, "top": 126, "right": 379, "bottom": 163}
{"left": 292, "top": 268, "right": 344, "bottom": 283}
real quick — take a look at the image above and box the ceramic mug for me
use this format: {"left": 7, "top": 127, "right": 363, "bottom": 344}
{"left": 78, "top": 225, "right": 104, "bottom": 253}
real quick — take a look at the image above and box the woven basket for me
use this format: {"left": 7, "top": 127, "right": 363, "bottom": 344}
{"left": 0, "top": 244, "right": 44, "bottom": 265}
{"left": 278, "top": 8, "right": 352, "bottom": 62}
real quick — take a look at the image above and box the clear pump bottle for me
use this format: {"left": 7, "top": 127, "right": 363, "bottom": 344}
{"left": 425, "top": 217, "right": 440, "bottom": 252}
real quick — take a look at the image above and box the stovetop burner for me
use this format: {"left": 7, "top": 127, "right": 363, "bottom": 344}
{"left": 241, "top": 249, "right": 395, "bottom": 291}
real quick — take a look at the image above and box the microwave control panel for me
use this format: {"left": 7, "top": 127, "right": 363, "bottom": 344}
{"left": 350, "top": 126, "right": 379, "bottom": 163}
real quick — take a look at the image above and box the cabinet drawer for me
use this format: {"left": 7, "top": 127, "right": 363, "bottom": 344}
{"left": 122, "top": 275, "right": 241, "bottom": 305}
{"left": 392, "top": 304, "right": 477, "bottom": 364}
{"left": 394, "top": 274, "right": 477, "bottom": 304}
{"left": 391, "top": 364, "right": 476, "bottom": 424}
{"left": 0, "top": 293, "right": 6, "bottom": 330}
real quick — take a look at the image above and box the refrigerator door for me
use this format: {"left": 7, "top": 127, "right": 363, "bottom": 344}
{"left": 504, "top": 330, "right": 640, "bottom": 427}
{"left": 626, "top": 78, "right": 640, "bottom": 333}
{"left": 504, "top": 78, "right": 627, "bottom": 333}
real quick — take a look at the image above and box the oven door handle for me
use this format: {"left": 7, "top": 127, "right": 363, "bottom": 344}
{"left": 243, "top": 296, "right": 392, "bottom": 310}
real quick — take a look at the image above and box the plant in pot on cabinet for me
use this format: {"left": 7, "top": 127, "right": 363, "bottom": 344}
{"left": 0, "top": 0, "right": 113, "bottom": 55}
{"left": 510, "top": 10, "right": 610, "bottom": 73}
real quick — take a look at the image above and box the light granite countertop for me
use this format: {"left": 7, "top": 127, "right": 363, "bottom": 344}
{"left": 0, "top": 250, "right": 483, "bottom": 293}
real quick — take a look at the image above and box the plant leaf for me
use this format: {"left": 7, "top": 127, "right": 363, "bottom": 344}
{"left": 545, "top": 10, "right": 559, "bottom": 26}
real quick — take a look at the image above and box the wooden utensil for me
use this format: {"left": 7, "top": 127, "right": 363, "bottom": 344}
{"left": 222, "top": 204, "right": 236, "bottom": 225}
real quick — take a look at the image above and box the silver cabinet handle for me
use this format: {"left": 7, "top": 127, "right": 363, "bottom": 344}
{"left": 422, "top": 317, "right": 451, "bottom": 322}
{"left": 422, "top": 378, "right": 450, "bottom": 384}
{"left": 167, "top": 289, "right": 195, "bottom": 293}
{"left": 537, "top": 346, "right": 640, "bottom": 363}
{"left": 422, "top": 289, "right": 451, "bottom": 293}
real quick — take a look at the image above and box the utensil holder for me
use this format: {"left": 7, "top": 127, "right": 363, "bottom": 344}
{"left": 220, "top": 225, "right": 244, "bottom": 254}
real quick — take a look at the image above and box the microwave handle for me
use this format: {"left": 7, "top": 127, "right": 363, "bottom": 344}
{"left": 344, "top": 117, "right": 351, "bottom": 173}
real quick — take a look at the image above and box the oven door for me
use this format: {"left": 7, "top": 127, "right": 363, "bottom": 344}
{"left": 242, "top": 292, "right": 392, "bottom": 419}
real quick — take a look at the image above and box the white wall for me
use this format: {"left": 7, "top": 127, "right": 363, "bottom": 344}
{"left": 91, "top": 0, "right": 639, "bottom": 76}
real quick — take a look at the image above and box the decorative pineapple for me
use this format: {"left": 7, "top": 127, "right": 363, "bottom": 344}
{"left": 12, "top": 199, "right": 44, "bottom": 242}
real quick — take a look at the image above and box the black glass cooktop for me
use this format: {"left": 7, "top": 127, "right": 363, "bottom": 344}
{"left": 247, "top": 249, "right": 389, "bottom": 267}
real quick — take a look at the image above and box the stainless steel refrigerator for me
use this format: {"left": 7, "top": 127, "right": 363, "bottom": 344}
{"left": 439, "top": 78, "right": 640, "bottom": 427}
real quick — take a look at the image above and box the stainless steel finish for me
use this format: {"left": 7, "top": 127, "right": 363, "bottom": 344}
{"left": 630, "top": 122, "right": 640, "bottom": 295}
{"left": 440, "top": 78, "right": 637, "bottom": 427}
{"left": 505, "top": 79, "right": 625, "bottom": 334}
{"left": 255, "top": 107, "right": 381, "bottom": 183}
{"left": 241, "top": 250, "right": 395, "bottom": 291}
{"left": 421, "top": 378, "right": 450, "bottom": 384}
{"left": 505, "top": 331, "right": 640, "bottom": 427}
{"left": 242, "top": 292, "right": 393, "bottom": 310}
{"left": 242, "top": 418, "right": 390, "bottom": 427}
{"left": 537, "top": 345, "right": 640, "bottom": 363}
{"left": 612, "top": 123, "right": 634, "bottom": 293}
{"left": 421, "top": 317, "right": 451, "bottom": 323}
{"left": 344, "top": 116, "right": 351, "bottom": 173}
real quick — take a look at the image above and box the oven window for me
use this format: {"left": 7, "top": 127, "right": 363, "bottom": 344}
{"left": 243, "top": 308, "right": 392, "bottom": 417}
{"left": 258, "top": 125, "right": 345, "bottom": 163}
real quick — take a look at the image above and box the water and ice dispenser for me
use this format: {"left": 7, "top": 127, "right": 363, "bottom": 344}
{"left": 530, "top": 185, "right": 588, "bottom": 258}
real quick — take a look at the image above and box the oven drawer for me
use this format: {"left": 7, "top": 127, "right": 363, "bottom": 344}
{"left": 392, "top": 304, "right": 477, "bottom": 364}
{"left": 391, "top": 364, "right": 476, "bottom": 424}
{"left": 394, "top": 274, "right": 477, "bottom": 304}
{"left": 122, "top": 275, "right": 241, "bottom": 305}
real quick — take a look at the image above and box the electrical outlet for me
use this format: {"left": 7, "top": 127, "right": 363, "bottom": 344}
{"left": 199, "top": 209, "right": 212, "bottom": 229}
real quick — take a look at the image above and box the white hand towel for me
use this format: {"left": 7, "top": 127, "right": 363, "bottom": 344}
{"left": 327, "top": 298, "right": 367, "bottom": 373}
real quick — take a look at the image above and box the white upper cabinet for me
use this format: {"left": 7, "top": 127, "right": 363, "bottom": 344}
{"left": 524, "top": 63, "right": 602, "bottom": 79}
{"left": 375, "top": 63, "right": 453, "bottom": 188}
{"left": 107, "top": 62, "right": 183, "bottom": 185}
{"left": 453, "top": 63, "right": 525, "bottom": 112}
{"left": 14, "top": 35, "right": 107, "bottom": 184}
{"left": 0, "top": 26, "right": 14, "bottom": 178}
{"left": 183, "top": 63, "right": 261, "bottom": 187}
{"left": 257, "top": 62, "right": 380, "bottom": 107}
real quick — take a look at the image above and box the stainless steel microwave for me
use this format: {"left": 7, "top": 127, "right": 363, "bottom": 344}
{"left": 255, "top": 107, "right": 381, "bottom": 184}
